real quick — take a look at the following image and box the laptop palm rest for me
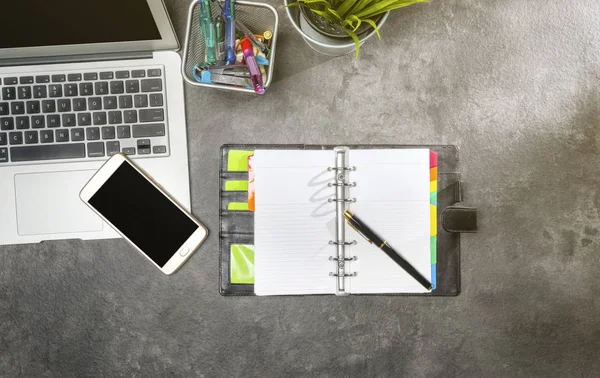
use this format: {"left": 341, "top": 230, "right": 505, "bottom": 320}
{"left": 14, "top": 170, "right": 103, "bottom": 236}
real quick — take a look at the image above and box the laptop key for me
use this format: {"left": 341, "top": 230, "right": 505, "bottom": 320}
{"left": 122, "top": 147, "right": 136, "bottom": 155}
{"left": 51, "top": 74, "right": 66, "bottom": 82}
{"left": 0, "top": 147, "right": 7, "bottom": 162}
{"left": 47, "top": 115, "right": 60, "bottom": 128}
{"left": 33, "top": 85, "right": 47, "bottom": 99}
{"left": 36, "top": 75, "right": 50, "bottom": 84}
{"left": 126, "top": 80, "right": 140, "bottom": 93}
{"left": 132, "top": 70, "right": 146, "bottom": 78}
{"left": 80, "top": 82, "right": 94, "bottom": 96}
{"left": 124, "top": 110, "right": 137, "bottom": 123}
{"left": 0, "top": 133, "right": 6, "bottom": 145}
{"left": 42, "top": 100, "right": 56, "bottom": 113}
{"left": 24, "top": 131, "right": 38, "bottom": 144}
{"left": 116, "top": 71, "right": 130, "bottom": 79}
{"left": 9, "top": 131, "right": 23, "bottom": 145}
{"left": 71, "top": 128, "right": 85, "bottom": 141}
{"left": 110, "top": 81, "right": 125, "bottom": 94}
{"left": 86, "top": 127, "right": 100, "bottom": 141}
{"left": 27, "top": 101, "right": 40, "bottom": 114}
{"left": 139, "top": 109, "right": 164, "bottom": 122}
{"left": 62, "top": 114, "right": 76, "bottom": 127}
{"left": 57, "top": 99, "right": 71, "bottom": 112}
{"left": 3, "top": 77, "right": 18, "bottom": 85}
{"left": 16, "top": 117, "right": 29, "bottom": 129}
{"left": 141, "top": 79, "right": 162, "bottom": 92}
{"left": 84, "top": 73, "right": 98, "bottom": 81}
{"left": 2, "top": 87, "right": 16, "bottom": 100}
{"left": 95, "top": 82, "right": 109, "bottom": 95}
{"left": 93, "top": 112, "right": 107, "bottom": 125}
{"left": 117, "top": 125, "right": 131, "bottom": 139}
{"left": 0, "top": 103, "right": 8, "bottom": 115}
{"left": 107, "top": 141, "right": 120, "bottom": 156}
{"left": 49, "top": 84, "right": 63, "bottom": 98}
{"left": 40, "top": 130, "right": 54, "bottom": 143}
{"left": 10, "top": 143, "right": 85, "bottom": 162}
{"left": 77, "top": 112, "right": 91, "bottom": 126}
{"left": 149, "top": 94, "right": 163, "bottom": 107}
{"left": 65, "top": 84, "right": 78, "bottom": 96}
{"left": 153, "top": 145, "right": 167, "bottom": 154}
{"left": 67, "top": 73, "right": 82, "bottom": 82}
{"left": 103, "top": 96, "right": 117, "bottom": 110}
{"left": 1, "top": 117, "right": 14, "bottom": 130}
{"left": 88, "top": 97, "right": 102, "bottom": 111}
{"left": 118, "top": 95, "right": 133, "bottom": 109}
{"left": 100, "top": 72, "right": 114, "bottom": 80}
{"left": 18, "top": 87, "right": 32, "bottom": 99}
{"left": 108, "top": 111, "right": 122, "bottom": 125}
{"left": 147, "top": 69, "right": 162, "bottom": 77}
{"left": 55, "top": 129, "right": 70, "bottom": 142}
{"left": 132, "top": 123, "right": 165, "bottom": 138}
{"left": 87, "top": 142, "right": 105, "bottom": 157}
{"left": 11, "top": 102, "right": 25, "bottom": 115}
{"left": 20, "top": 76, "right": 34, "bottom": 85}
{"left": 134, "top": 94, "right": 148, "bottom": 108}
{"left": 102, "top": 126, "right": 116, "bottom": 139}
{"left": 73, "top": 98, "right": 87, "bottom": 111}
{"left": 32, "top": 116, "right": 45, "bottom": 128}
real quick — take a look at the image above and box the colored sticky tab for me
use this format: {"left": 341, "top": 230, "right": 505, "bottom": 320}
{"left": 225, "top": 180, "right": 249, "bottom": 191}
{"left": 430, "top": 192, "right": 437, "bottom": 206}
{"left": 430, "top": 204, "right": 437, "bottom": 236}
{"left": 430, "top": 150, "right": 438, "bottom": 168}
{"left": 230, "top": 244, "right": 255, "bottom": 284}
{"left": 430, "top": 180, "right": 437, "bottom": 193}
{"left": 227, "top": 150, "right": 254, "bottom": 171}
{"left": 228, "top": 202, "right": 249, "bottom": 211}
{"left": 431, "top": 264, "right": 437, "bottom": 290}
{"left": 430, "top": 166, "right": 438, "bottom": 181}
{"left": 248, "top": 155, "right": 255, "bottom": 212}
{"left": 431, "top": 236, "right": 437, "bottom": 264}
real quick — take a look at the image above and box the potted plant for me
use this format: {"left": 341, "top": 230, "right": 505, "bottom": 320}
{"left": 285, "top": 0, "right": 429, "bottom": 57}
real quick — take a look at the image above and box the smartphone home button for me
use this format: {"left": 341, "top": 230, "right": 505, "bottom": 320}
{"left": 178, "top": 247, "right": 190, "bottom": 257}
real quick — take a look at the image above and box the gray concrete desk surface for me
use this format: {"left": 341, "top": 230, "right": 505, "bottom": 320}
{"left": 1, "top": 0, "right": 598, "bottom": 376}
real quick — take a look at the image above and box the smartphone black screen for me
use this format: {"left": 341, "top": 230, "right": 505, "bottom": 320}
{"left": 89, "top": 162, "right": 198, "bottom": 267}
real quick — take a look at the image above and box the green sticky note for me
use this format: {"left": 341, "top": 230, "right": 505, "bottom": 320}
{"left": 225, "top": 180, "right": 249, "bottom": 191}
{"left": 231, "top": 244, "right": 255, "bottom": 284}
{"left": 228, "top": 202, "right": 249, "bottom": 211}
{"left": 227, "top": 150, "right": 254, "bottom": 171}
{"left": 431, "top": 236, "right": 437, "bottom": 265}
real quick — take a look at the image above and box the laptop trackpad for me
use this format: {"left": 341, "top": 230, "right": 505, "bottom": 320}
{"left": 15, "top": 170, "right": 103, "bottom": 236}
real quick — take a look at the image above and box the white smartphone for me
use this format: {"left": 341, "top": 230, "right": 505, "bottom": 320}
{"left": 80, "top": 153, "right": 208, "bottom": 275}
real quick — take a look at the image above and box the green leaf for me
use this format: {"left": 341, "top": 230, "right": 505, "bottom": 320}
{"left": 336, "top": 0, "right": 359, "bottom": 17}
{"left": 343, "top": 15, "right": 362, "bottom": 31}
{"left": 284, "top": 0, "right": 331, "bottom": 8}
{"left": 343, "top": 27, "right": 362, "bottom": 58}
{"left": 350, "top": 0, "right": 376, "bottom": 16}
{"left": 356, "top": 0, "right": 427, "bottom": 18}
{"left": 327, "top": 7, "right": 343, "bottom": 20}
{"left": 361, "top": 18, "right": 380, "bottom": 38}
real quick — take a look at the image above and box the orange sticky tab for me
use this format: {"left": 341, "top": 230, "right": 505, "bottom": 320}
{"left": 430, "top": 166, "right": 438, "bottom": 181}
{"left": 248, "top": 155, "right": 255, "bottom": 212}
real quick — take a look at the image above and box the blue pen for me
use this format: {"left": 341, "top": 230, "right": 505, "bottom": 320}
{"left": 223, "top": 0, "right": 236, "bottom": 64}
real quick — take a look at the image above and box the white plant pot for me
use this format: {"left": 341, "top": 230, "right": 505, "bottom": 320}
{"left": 284, "top": 1, "right": 389, "bottom": 56}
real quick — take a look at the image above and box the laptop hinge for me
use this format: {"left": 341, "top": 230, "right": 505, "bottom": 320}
{"left": 0, "top": 51, "right": 153, "bottom": 68}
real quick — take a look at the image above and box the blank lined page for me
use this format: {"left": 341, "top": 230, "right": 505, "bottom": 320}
{"left": 347, "top": 149, "right": 431, "bottom": 294}
{"left": 253, "top": 150, "right": 336, "bottom": 295}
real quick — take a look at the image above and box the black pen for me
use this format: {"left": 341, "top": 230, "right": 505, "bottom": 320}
{"left": 344, "top": 210, "right": 433, "bottom": 291}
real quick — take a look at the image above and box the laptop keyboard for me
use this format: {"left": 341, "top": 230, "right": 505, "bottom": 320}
{"left": 0, "top": 66, "right": 169, "bottom": 165}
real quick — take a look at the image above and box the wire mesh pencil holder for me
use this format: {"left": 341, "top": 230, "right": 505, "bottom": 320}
{"left": 181, "top": 0, "right": 279, "bottom": 94}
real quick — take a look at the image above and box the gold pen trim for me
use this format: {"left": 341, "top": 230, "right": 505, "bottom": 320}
{"left": 379, "top": 240, "right": 387, "bottom": 248}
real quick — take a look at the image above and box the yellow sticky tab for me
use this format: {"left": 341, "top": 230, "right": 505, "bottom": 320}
{"left": 430, "top": 180, "right": 437, "bottom": 193}
{"left": 230, "top": 244, "right": 255, "bottom": 284}
{"left": 228, "top": 202, "right": 249, "bottom": 211}
{"left": 227, "top": 150, "right": 254, "bottom": 171}
{"left": 225, "top": 180, "right": 249, "bottom": 191}
{"left": 430, "top": 204, "right": 437, "bottom": 236}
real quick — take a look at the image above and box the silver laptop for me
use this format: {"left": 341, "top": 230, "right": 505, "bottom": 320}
{"left": 0, "top": 0, "right": 191, "bottom": 246}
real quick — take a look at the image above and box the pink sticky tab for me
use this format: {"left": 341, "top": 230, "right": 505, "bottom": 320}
{"left": 430, "top": 151, "right": 438, "bottom": 168}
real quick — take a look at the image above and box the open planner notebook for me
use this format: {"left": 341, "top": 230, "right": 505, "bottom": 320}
{"left": 253, "top": 147, "right": 434, "bottom": 296}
